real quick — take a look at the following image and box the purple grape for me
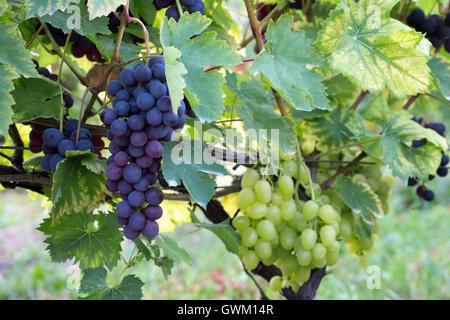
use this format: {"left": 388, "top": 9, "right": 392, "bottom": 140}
{"left": 441, "top": 153, "right": 449, "bottom": 167}
{"left": 118, "top": 179, "right": 133, "bottom": 195}
{"left": 174, "top": 115, "right": 186, "bottom": 130}
{"left": 123, "top": 163, "right": 142, "bottom": 184}
{"left": 106, "top": 179, "right": 119, "bottom": 192}
{"left": 113, "top": 135, "right": 130, "bottom": 147}
{"left": 134, "top": 65, "right": 152, "bottom": 83}
{"left": 110, "top": 119, "right": 128, "bottom": 136}
{"left": 116, "top": 215, "right": 128, "bottom": 225}
{"left": 64, "top": 119, "right": 79, "bottom": 137}
{"left": 145, "top": 140, "right": 164, "bottom": 158}
{"left": 58, "top": 139, "right": 76, "bottom": 156}
{"left": 43, "top": 128, "right": 64, "bottom": 148}
{"left": 437, "top": 167, "right": 448, "bottom": 177}
{"left": 150, "top": 125, "right": 170, "bottom": 140}
{"left": 151, "top": 63, "right": 166, "bottom": 81}
{"left": 117, "top": 200, "right": 134, "bottom": 218}
{"left": 107, "top": 80, "right": 124, "bottom": 96}
{"left": 149, "top": 81, "right": 167, "bottom": 99}
{"left": 126, "top": 85, "right": 137, "bottom": 96}
{"left": 146, "top": 108, "right": 163, "bottom": 126}
{"left": 127, "top": 114, "right": 146, "bottom": 131}
{"left": 143, "top": 172, "right": 157, "bottom": 185}
{"left": 137, "top": 93, "right": 155, "bottom": 111}
{"left": 106, "top": 129, "right": 114, "bottom": 141}
{"left": 42, "top": 144, "right": 57, "bottom": 154}
{"left": 130, "top": 131, "right": 148, "bottom": 147}
{"left": 145, "top": 187, "right": 164, "bottom": 206}
{"left": 163, "top": 112, "right": 179, "bottom": 127}
{"left": 129, "top": 99, "right": 140, "bottom": 114}
{"left": 106, "top": 163, "right": 123, "bottom": 181}
{"left": 157, "top": 96, "right": 172, "bottom": 112}
{"left": 129, "top": 212, "right": 146, "bottom": 231}
{"left": 76, "top": 139, "right": 94, "bottom": 152}
{"left": 136, "top": 155, "right": 153, "bottom": 168}
{"left": 63, "top": 92, "right": 74, "bottom": 108}
{"left": 407, "top": 177, "right": 418, "bottom": 187}
{"left": 114, "top": 101, "right": 130, "bottom": 116}
{"left": 40, "top": 154, "right": 52, "bottom": 172}
{"left": 162, "top": 127, "right": 174, "bottom": 141}
{"left": 148, "top": 56, "right": 165, "bottom": 67}
{"left": 149, "top": 159, "right": 161, "bottom": 173}
{"left": 144, "top": 205, "right": 163, "bottom": 220}
{"left": 128, "top": 190, "right": 145, "bottom": 207}
{"left": 181, "top": 0, "right": 195, "bottom": 6}
{"left": 133, "top": 86, "right": 147, "bottom": 100}
{"left": 108, "top": 140, "right": 123, "bottom": 155}
{"left": 141, "top": 220, "right": 159, "bottom": 238}
{"left": 177, "top": 101, "right": 186, "bottom": 116}
{"left": 115, "top": 89, "right": 130, "bottom": 102}
{"left": 107, "top": 156, "right": 114, "bottom": 165}
{"left": 134, "top": 177, "right": 150, "bottom": 192}
{"left": 128, "top": 144, "right": 145, "bottom": 158}
{"left": 188, "top": 1, "right": 205, "bottom": 14}
{"left": 123, "top": 224, "right": 140, "bottom": 240}
{"left": 50, "top": 154, "right": 64, "bottom": 171}
{"left": 120, "top": 68, "right": 137, "bottom": 86}
{"left": 114, "top": 151, "right": 129, "bottom": 167}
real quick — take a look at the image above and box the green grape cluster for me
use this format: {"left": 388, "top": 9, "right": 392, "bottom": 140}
{"left": 234, "top": 159, "right": 343, "bottom": 293}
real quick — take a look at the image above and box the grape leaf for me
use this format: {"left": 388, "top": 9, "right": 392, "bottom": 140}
{"left": 0, "top": 23, "right": 36, "bottom": 76}
{"left": 0, "top": 65, "right": 17, "bottom": 135}
{"left": 336, "top": 176, "right": 383, "bottom": 224}
{"left": 226, "top": 72, "right": 296, "bottom": 153}
{"left": 79, "top": 267, "right": 144, "bottom": 300}
{"left": 204, "top": 0, "right": 240, "bottom": 37}
{"left": 11, "top": 77, "right": 61, "bottom": 123}
{"left": 192, "top": 217, "right": 240, "bottom": 255}
{"left": 86, "top": 0, "right": 126, "bottom": 20}
{"left": 162, "top": 141, "right": 228, "bottom": 208}
{"left": 38, "top": 210, "right": 122, "bottom": 270}
{"left": 160, "top": 13, "right": 241, "bottom": 122}
{"left": 40, "top": 2, "right": 110, "bottom": 36}
{"left": 163, "top": 46, "right": 187, "bottom": 113}
{"left": 154, "top": 235, "right": 191, "bottom": 265}
{"left": 130, "top": 0, "right": 156, "bottom": 26}
{"left": 51, "top": 150, "right": 107, "bottom": 220}
{"left": 428, "top": 57, "right": 450, "bottom": 101}
{"left": 252, "top": 14, "right": 330, "bottom": 111}
{"left": 25, "top": 0, "right": 78, "bottom": 18}
{"left": 315, "top": 0, "right": 433, "bottom": 98}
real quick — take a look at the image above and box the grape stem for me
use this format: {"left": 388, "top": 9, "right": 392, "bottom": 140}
{"left": 242, "top": 264, "right": 270, "bottom": 300}
{"left": 8, "top": 124, "right": 24, "bottom": 170}
{"left": 311, "top": 136, "right": 380, "bottom": 160}
{"left": 25, "top": 23, "right": 43, "bottom": 49}
{"left": 112, "top": 2, "right": 128, "bottom": 63}
{"left": 402, "top": 95, "right": 418, "bottom": 110}
{"left": 58, "top": 30, "right": 72, "bottom": 132}
{"left": 320, "top": 152, "right": 367, "bottom": 189}
{"left": 175, "top": 0, "right": 184, "bottom": 17}
{"left": 119, "top": 55, "right": 164, "bottom": 67}
{"left": 351, "top": 91, "right": 367, "bottom": 110}
{"left": 76, "top": 87, "right": 92, "bottom": 143}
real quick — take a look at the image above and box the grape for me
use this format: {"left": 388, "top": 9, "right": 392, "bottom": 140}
{"left": 118, "top": 180, "right": 133, "bottom": 195}
{"left": 280, "top": 255, "right": 298, "bottom": 275}
{"left": 144, "top": 205, "right": 163, "bottom": 220}
{"left": 151, "top": 63, "right": 166, "bottom": 81}
{"left": 148, "top": 56, "right": 165, "bottom": 67}
{"left": 76, "top": 139, "right": 94, "bottom": 152}
{"left": 181, "top": 0, "right": 195, "bottom": 5}
{"left": 247, "top": 202, "right": 267, "bottom": 219}
{"left": 116, "top": 215, "right": 129, "bottom": 226}
{"left": 255, "top": 240, "right": 272, "bottom": 260}
{"left": 298, "top": 164, "right": 310, "bottom": 185}
{"left": 312, "top": 243, "right": 327, "bottom": 260}
{"left": 280, "top": 199, "right": 296, "bottom": 221}
{"left": 278, "top": 176, "right": 294, "bottom": 197}
{"left": 157, "top": 96, "right": 172, "bottom": 112}
{"left": 134, "top": 177, "right": 150, "bottom": 192}
{"left": 126, "top": 114, "right": 145, "bottom": 131}
{"left": 110, "top": 119, "right": 128, "bottom": 136}
{"left": 318, "top": 205, "right": 337, "bottom": 224}
{"left": 57, "top": 139, "right": 76, "bottom": 156}
{"left": 141, "top": 220, "right": 159, "bottom": 238}
{"left": 63, "top": 92, "right": 74, "bottom": 108}
{"left": 269, "top": 276, "right": 282, "bottom": 292}
{"left": 300, "top": 228, "right": 317, "bottom": 250}
{"left": 123, "top": 224, "right": 140, "bottom": 240}
{"left": 149, "top": 81, "right": 167, "bottom": 99}
{"left": 256, "top": 220, "right": 276, "bottom": 242}
{"left": 43, "top": 128, "right": 64, "bottom": 148}
{"left": 407, "top": 8, "right": 426, "bottom": 27}
{"left": 326, "top": 249, "right": 339, "bottom": 266}
{"left": 134, "top": 65, "right": 152, "bottom": 83}
{"left": 114, "top": 101, "right": 130, "bottom": 117}
{"left": 130, "top": 131, "right": 148, "bottom": 147}
{"left": 437, "top": 167, "right": 448, "bottom": 177}
{"left": 145, "top": 140, "right": 164, "bottom": 158}
{"left": 107, "top": 80, "right": 124, "bottom": 96}
{"left": 440, "top": 153, "right": 449, "bottom": 167}
{"left": 40, "top": 154, "right": 52, "bottom": 172}
{"left": 128, "top": 212, "right": 146, "bottom": 231}
{"left": 145, "top": 187, "right": 164, "bottom": 205}
{"left": 242, "top": 250, "right": 259, "bottom": 270}
{"left": 136, "top": 155, "right": 153, "bottom": 169}
{"left": 136, "top": 93, "right": 155, "bottom": 111}
{"left": 302, "top": 200, "right": 318, "bottom": 221}
{"left": 115, "top": 90, "right": 130, "bottom": 103}
{"left": 265, "top": 205, "right": 282, "bottom": 225}
{"left": 425, "top": 122, "right": 446, "bottom": 136}
{"left": 241, "top": 169, "right": 260, "bottom": 189}
{"left": 146, "top": 108, "right": 163, "bottom": 126}
{"left": 163, "top": 112, "right": 179, "bottom": 127}
{"left": 50, "top": 154, "right": 64, "bottom": 171}
{"left": 422, "top": 188, "right": 435, "bottom": 201}
{"left": 237, "top": 188, "right": 255, "bottom": 210}
{"left": 123, "top": 163, "right": 142, "bottom": 184}
{"left": 120, "top": 69, "right": 137, "bottom": 87}
{"left": 241, "top": 227, "right": 258, "bottom": 247}
{"left": 232, "top": 215, "right": 250, "bottom": 231}
{"left": 295, "top": 247, "right": 312, "bottom": 266}
{"left": 117, "top": 201, "right": 134, "bottom": 218}
{"left": 357, "top": 237, "right": 374, "bottom": 251}
{"left": 280, "top": 228, "right": 296, "bottom": 250}
{"left": 295, "top": 266, "right": 311, "bottom": 283}
{"left": 407, "top": 176, "right": 418, "bottom": 186}
{"left": 271, "top": 192, "right": 283, "bottom": 206}
{"left": 187, "top": 0, "right": 205, "bottom": 14}
{"left": 165, "top": 6, "right": 180, "bottom": 21}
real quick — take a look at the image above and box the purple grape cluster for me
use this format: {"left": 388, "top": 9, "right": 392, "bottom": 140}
{"left": 102, "top": 58, "right": 188, "bottom": 240}
{"left": 407, "top": 117, "right": 448, "bottom": 201}
{"left": 154, "top": 0, "right": 205, "bottom": 22}
{"left": 39, "top": 119, "right": 98, "bottom": 172}
{"left": 406, "top": 9, "right": 450, "bottom": 52}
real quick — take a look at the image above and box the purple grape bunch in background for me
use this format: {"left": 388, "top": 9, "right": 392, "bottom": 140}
{"left": 102, "top": 57, "right": 188, "bottom": 240}
{"left": 154, "top": 0, "right": 205, "bottom": 22}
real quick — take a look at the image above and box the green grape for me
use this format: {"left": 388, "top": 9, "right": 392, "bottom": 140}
{"left": 319, "top": 225, "right": 337, "bottom": 247}
{"left": 276, "top": 221, "right": 288, "bottom": 233}
{"left": 271, "top": 232, "right": 280, "bottom": 247}
{"left": 312, "top": 243, "right": 327, "bottom": 260}
{"left": 238, "top": 245, "right": 248, "bottom": 257}
{"left": 278, "top": 175, "right": 294, "bottom": 197}
{"left": 247, "top": 202, "right": 268, "bottom": 219}
{"left": 280, "top": 227, "right": 297, "bottom": 250}
{"left": 254, "top": 180, "right": 272, "bottom": 203}
{"left": 318, "top": 195, "right": 330, "bottom": 205}
{"left": 294, "top": 266, "right": 311, "bottom": 283}
{"left": 262, "top": 252, "right": 278, "bottom": 266}
{"left": 305, "top": 183, "right": 321, "bottom": 198}
{"left": 353, "top": 173, "right": 366, "bottom": 181}
{"left": 241, "top": 168, "right": 260, "bottom": 189}
{"left": 283, "top": 160, "right": 298, "bottom": 178}
{"left": 357, "top": 236, "right": 374, "bottom": 251}
{"left": 339, "top": 220, "right": 353, "bottom": 239}
{"left": 300, "top": 228, "right": 317, "bottom": 250}
{"left": 280, "top": 199, "right": 296, "bottom": 221}
{"left": 295, "top": 247, "right": 312, "bottom": 266}
{"left": 318, "top": 205, "right": 337, "bottom": 224}
{"left": 280, "top": 255, "right": 298, "bottom": 275}
{"left": 331, "top": 221, "right": 340, "bottom": 235}
{"left": 282, "top": 279, "right": 299, "bottom": 292}
{"left": 299, "top": 165, "right": 310, "bottom": 185}
{"left": 377, "top": 180, "right": 390, "bottom": 197}
{"left": 367, "top": 179, "right": 379, "bottom": 192}
{"left": 266, "top": 205, "right": 282, "bottom": 225}
{"left": 326, "top": 249, "right": 339, "bottom": 266}
{"left": 269, "top": 276, "right": 282, "bottom": 292}
{"left": 287, "top": 212, "right": 304, "bottom": 230}
{"left": 271, "top": 192, "right": 284, "bottom": 206}
{"left": 302, "top": 200, "right": 319, "bottom": 221}
{"left": 311, "top": 255, "right": 327, "bottom": 268}
{"left": 327, "top": 240, "right": 340, "bottom": 253}
{"left": 237, "top": 188, "right": 256, "bottom": 210}
{"left": 243, "top": 250, "right": 259, "bottom": 270}
{"left": 347, "top": 239, "right": 361, "bottom": 254}
{"left": 331, "top": 204, "right": 342, "bottom": 217}
{"left": 255, "top": 240, "right": 272, "bottom": 260}
{"left": 256, "top": 219, "right": 276, "bottom": 241}
{"left": 294, "top": 213, "right": 309, "bottom": 232}
{"left": 381, "top": 175, "right": 394, "bottom": 187}
{"left": 241, "top": 227, "right": 258, "bottom": 247}
{"left": 275, "top": 247, "right": 291, "bottom": 260}
{"left": 363, "top": 165, "right": 382, "bottom": 180}
{"left": 232, "top": 215, "right": 250, "bottom": 231}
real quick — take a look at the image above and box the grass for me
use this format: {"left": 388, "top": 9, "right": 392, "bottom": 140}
{"left": 0, "top": 185, "right": 448, "bottom": 300}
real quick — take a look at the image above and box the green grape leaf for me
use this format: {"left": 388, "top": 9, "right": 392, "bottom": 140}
{"left": 38, "top": 210, "right": 122, "bottom": 270}
{"left": 134, "top": 238, "right": 152, "bottom": 261}
{"left": 130, "top": 0, "right": 156, "bottom": 26}
{"left": 25, "top": 0, "right": 78, "bottom": 18}
{"left": 226, "top": 72, "right": 296, "bottom": 153}
{"left": 40, "top": 2, "right": 110, "bottom": 36}
{"left": 192, "top": 217, "right": 240, "bottom": 255}
{"left": 87, "top": 0, "right": 126, "bottom": 19}
{"left": 162, "top": 141, "right": 228, "bottom": 208}
{"left": 310, "top": 106, "right": 353, "bottom": 149}
{"left": 80, "top": 267, "right": 144, "bottom": 300}
{"left": 315, "top": 0, "right": 433, "bottom": 98}
{"left": 428, "top": 56, "right": 450, "bottom": 101}
{"left": 154, "top": 235, "right": 191, "bottom": 265}
{"left": 0, "top": 24, "right": 36, "bottom": 76}
{"left": 11, "top": 77, "right": 61, "bottom": 123}
{"left": 163, "top": 46, "right": 187, "bottom": 112}
{"left": 0, "top": 65, "right": 17, "bottom": 135}
{"left": 204, "top": 0, "right": 240, "bottom": 37}
{"left": 336, "top": 175, "right": 383, "bottom": 224}
{"left": 160, "top": 13, "right": 241, "bottom": 122}
{"left": 252, "top": 14, "right": 330, "bottom": 111}
{"left": 23, "top": 155, "right": 44, "bottom": 169}
{"left": 50, "top": 150, "right": 107, "bottom": 221}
